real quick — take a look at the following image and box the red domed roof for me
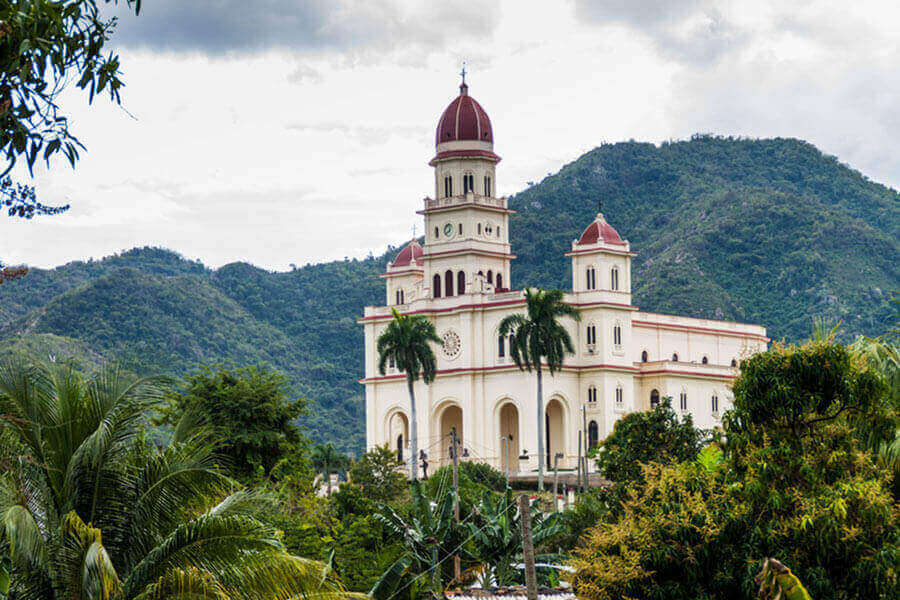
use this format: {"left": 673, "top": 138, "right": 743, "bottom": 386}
{"left": 435, "top": 83, "right": 493, "bottom": 146}
{"left": 391, "top": 240, "right": 423, "bottom": 268}
{"left": 577, "top": 215, "right": 626, "bottom": 246}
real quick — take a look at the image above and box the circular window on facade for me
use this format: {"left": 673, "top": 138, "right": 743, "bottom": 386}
{"left": 441, "top": 330, "right": 461, "bottom": 360}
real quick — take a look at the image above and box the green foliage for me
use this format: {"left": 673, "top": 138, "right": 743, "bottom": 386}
{"left": 162, "top": 363, "right": 307, "bottom": 482}
{"left": 311, "top": 443, "right": 349, "bottom": 493}
{"left": 498, "top": 288, "right": 581, "bottom": 376}
{"left": 0, "top": 1, "right": 141, "bottom": 174}
{"left": 0, "top": 355, "right": 354, "bottom": 600}
{"left": 594, "top": 397, "right": 710, "bottom": 483}
{"left": 570, "top": 340, "right": 900, "bottom": 600}
{"left": 372, "top": 480, "right": 466, "bottom": 599}
{"left": 376, "top": 308, "right": 442, "bottom": 383}
{"left": 459, "top": 461, "right": 508, "bottom": 493}
{"left": 466, "top": 488, "right": 563, "bottom": 587}
{"left": 348, "top": 444, "right": 408, "bottom": 504}
{"left": 755, "top": 558, "right": 812, "bottom": 600}
{"left": 556, "top": 488, "right": 613, "bottom": 551}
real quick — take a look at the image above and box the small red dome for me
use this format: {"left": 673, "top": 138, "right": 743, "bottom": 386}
{"left": 435, "top": 83, "right": 493, "bottom": 146}
{"left": 577, "top": 216, "right": 625, "bottom": 246}
{"left": 391, "top": 240, "right": 423, "bottom": 267}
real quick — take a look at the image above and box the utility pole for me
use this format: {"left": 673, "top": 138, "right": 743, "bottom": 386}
{"left": 519, "top": 494, "right": 538, "bottom": 600}
{"left": 582, "top": 405, "right": 588, "bottom": 493}
{"left": 451, "top": 428, "right": 461, "bottom": 583}
{"left": 501, "top": 436, "right": 509, "bottom": 487}
{"left": 577, "top": 430, "right": 583, "bottom": 493}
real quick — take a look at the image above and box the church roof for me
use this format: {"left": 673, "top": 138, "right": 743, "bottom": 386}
{"left": 435, "top": 83, "right": 495, "bottom": 143}
{"left": 391, "top": 240, "right": 423, "bottom": 267}
{"left": 576, "top": 214, "right": 626, "bottom": 246}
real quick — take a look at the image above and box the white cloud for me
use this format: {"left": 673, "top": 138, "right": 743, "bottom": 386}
{"left": 2, "top": 0, "right": 898, "bottom": 271}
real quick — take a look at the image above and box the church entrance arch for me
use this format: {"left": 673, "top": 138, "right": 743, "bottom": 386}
{"left": 388, "top": 412, "right": 409, "bottom": 464}
{"left": 545, "top": 397, "right": 565, "bottom": 469}
{"left": 497, "top": 402, "right": 519, "bottom": 474}
{"left": 438, "top": 403, "right": 463, "bottom": 469}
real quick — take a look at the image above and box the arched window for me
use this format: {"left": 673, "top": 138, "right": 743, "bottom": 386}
{"left": 586, "top": 325, "right": 596, "bottom": 347}
{"left": 444, "top": 270, "right": 454, "bottom": 296}
{"left": 702, "top": 356, "right": 709, "bottom": 365}
{"left": 484, "top": 175, "right": 492, "bottom": 196}
{"left": 731, "top": 358, "right": 738, "bottom": 367}
{"left": 434, "top": 226, "right": 439, "bottom": 238}
{"left": 587, "top": 385, "right": 597, "bottom": 403}
{"left": 650, "top": 389, "right": 660, "bottom": 408}
{"left": 498, "top": 334, "right": 505, "bottom": 357}
{"left": 497, "top": 226, "right": 501, "bottom": 238}
{"left": 457, "top": 271, "right": 466, "bottom": 295}
{"left": 588, "top": 420, "right": 599, "bottom": 449}
{"left": 478, "top": 223, "right": 482, "bottom": 235}
{"left": 487, "top": 270, "right": 493, "bottom": 284}
{"left": 611, "top": 267, "right": 619, "bottom": 291}
{"left": 586, "top": 266, "right": 596, "bottom": 290}
{"left": 615, "top": 385, "right": 623, "bottom": 405}
{"left": 463, "top": 173, "right": 474, "bottom": 193}
{"left": 433, "top": 274, "right": 442, "bottom": 298}
{"left": 496, "top": 273, "right": 503, "bottom": 290}
{"left": 679, "top": 391, "right": 688, "bottom": 411}
{"left": 444, "top": 175, "right": 453, "bottom": 198}
{"left": 613, "top": 325, "right": 622, "bottom": 346}
{"left": 641, "top": 350, "right": 648, "bottom": 362}
{"left": 672, "top": 352, "right": 679, "bottom": 362}
{"left": 711, "top": 394, "right": 719, "bottom": 414}
{"left": 458, "top": 223, "right": 463, "bottom": 235}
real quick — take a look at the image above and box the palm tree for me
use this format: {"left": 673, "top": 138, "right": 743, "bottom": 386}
{"left": 377, "top": 308, "right": 442, "bottom": 481}
{"left": 499, "top": 288, "right": 580, "bottom": 490}
{"left": 0, "top": 357, "right": 355, "bottom": 600}
{"left": 311, "top": 443, "right": 348, "bottom": 494}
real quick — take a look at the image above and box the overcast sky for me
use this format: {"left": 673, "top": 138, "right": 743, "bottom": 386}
{"left": 3, "top": 0, "right": 899, "bottom": 270}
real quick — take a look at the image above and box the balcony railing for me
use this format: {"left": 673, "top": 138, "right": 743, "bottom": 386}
{"left": 423, "top": 193, "right": 507, "bottom": 211}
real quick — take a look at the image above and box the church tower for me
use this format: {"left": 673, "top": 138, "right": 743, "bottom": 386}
{"left": 418, "top": 78, "right": 514, "bottom": 298}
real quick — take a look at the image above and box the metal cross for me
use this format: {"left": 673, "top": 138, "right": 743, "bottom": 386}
{"left": 460, "top": 60, "right": 467, "bottom": 85}
{"left": 412, "top": 223, "right": 417, "bottom": 239}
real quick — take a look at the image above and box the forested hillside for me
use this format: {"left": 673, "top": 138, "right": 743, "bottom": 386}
{"left": 1, "top": 137, "right": 897, "bottom": 451}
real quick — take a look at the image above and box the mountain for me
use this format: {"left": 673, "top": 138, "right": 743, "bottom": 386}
{"left": 1, "top": 137, "right": 897, "bottom": 452}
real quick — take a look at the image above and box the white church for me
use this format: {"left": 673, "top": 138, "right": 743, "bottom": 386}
{"left": 359, "top": 79, "right": 768, "bottom": 474}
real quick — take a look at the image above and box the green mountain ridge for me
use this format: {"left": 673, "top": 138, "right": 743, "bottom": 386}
{"left": 1, "top": 137, "right": 897, "bottom": 451}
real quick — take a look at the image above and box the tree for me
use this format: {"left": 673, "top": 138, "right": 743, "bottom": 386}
{"left": 499, "top": 288, "right": 580, "bottom": 490}
{"left": 311, "top": 443, "right": 349, "bottom": 494}
{"left": 348, "top": 444, "right": 407, "bottom": 503}
{"left": 376, "top": 308, "right": 442, "bottom": 481}
{"left": 371, "top": 480, "right": 466, "bottom": 599}
{"left": 162, "top": 363, "right": 307, "bottom": 483}
{"left": 1, "top": 1, "right": 141, "bottom": 175}
{"left": 594, "top": 397, "right": 710, "bottom": 484}
{"left": 570, "top": 340, "right": 900, "bottom": 600}
{"left": 0, "top": 356, "right": 354, "bottom": 600}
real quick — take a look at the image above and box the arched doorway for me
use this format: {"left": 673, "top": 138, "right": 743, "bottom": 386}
{"left": 439, "top": 405, "right": 463, "bottom": 468}
{"left": 650, "top": 389, "right": 660, "bottom": 408}
{"left": 388, "top": 412, "right": 409, "bottom": 464}
{"left": 545, "top": 398, "right": 565, "bottom": 469}
{"left": 588, "top": 420, "right": 599, "bottom": 450}
{"left": 498, "top": 402, "right": 519, "bottom": 473}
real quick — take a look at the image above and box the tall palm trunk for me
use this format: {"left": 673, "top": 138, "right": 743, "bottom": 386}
{"left": 536, "top": 368, "right": 544, "bottom": 491}
{"left": 407, "top": 377, "right": 419, "bottom": 481}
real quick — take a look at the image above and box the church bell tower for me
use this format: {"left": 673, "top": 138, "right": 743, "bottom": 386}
{"left": 418, "top": 76, "right": 514, "bottom": 298}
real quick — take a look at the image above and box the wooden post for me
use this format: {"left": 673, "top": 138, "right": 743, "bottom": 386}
{"left": 452, "top": 429, "right": 461, "bottom": 583}
{"left": 519, "top": 494, "right": 538, "bottom": 600}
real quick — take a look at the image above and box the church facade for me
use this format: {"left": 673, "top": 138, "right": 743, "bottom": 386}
{"left": 360, "top": 81, "right": 768, "bottom": 473}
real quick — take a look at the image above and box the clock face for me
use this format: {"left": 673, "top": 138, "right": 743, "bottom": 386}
{"left": 443, "top": 223, "right": 454, "bottom": 237}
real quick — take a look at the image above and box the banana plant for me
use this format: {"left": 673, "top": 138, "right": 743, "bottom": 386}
{"left": 466, "top": 487, "right": 563, "bottom": 587}
{"left": 371, "top": 480, "right": 468, "bottom": 599}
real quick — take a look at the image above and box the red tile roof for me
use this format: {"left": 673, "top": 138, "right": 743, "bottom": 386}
{"left": 577, "top": 215, "right": 626, "bottom": 246}
{"left": 391, "top": 240, "right": 423, "bottom": 267}
{"left": 435, "top": 83, "right": 493, "bottom": 146}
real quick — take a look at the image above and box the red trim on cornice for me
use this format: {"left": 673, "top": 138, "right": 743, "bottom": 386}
{"left": 632, "top": 319, "right": 769, "bottom": 341}
{"left": 424, "top": 248, "right": 516, "bottom": 260}
{"left": 380, "top": 268, "right": 424, "bottom": 278}
{"left": 359, "top": 362, "right": 641, "bottom": 383}
{"left": 637, "top": 367, "right": 737, "bottom": 380}
{"left": 359, "top": 298, "right": 643, "bottom": 323}
{"left": 429, "top": 149, "right": 501, "bottom": 165}
{"left": 417, "top": 204, "right": 515, "bottom": 216}
{"left": 564, "top": 247, "right": 636, "bottom": 258}
{"left": 568, "top": 300, "right": 638, "bottom": 310}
